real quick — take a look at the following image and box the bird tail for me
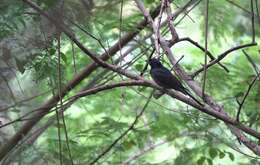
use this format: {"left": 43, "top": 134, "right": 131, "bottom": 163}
{"left": 183, "top": 89, "right": 204, "bottom": 106}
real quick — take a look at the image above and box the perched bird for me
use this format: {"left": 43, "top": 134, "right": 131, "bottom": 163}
{"left": 149, "top": 58, "right": 203, "bottom": 106}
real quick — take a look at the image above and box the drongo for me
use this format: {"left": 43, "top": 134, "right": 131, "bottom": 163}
{"left": 149, "top": 58, "right": 203, "bottom": 106}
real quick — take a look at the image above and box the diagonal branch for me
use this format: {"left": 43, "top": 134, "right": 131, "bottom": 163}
{"left": 134, "top": 0, "right": 161, "bottom": 57}
{"left": 242, "top": 50, "right": 259, "bottom": 74}
{"left": 192, "top": 42, "right": 257, "bottom": 78}
{"left": 176, "top": 37, "right": 229, "bottom": 73}
{"left": 165, "top": 0, "right": 179, "bottom": 41}
{"left": 236, "top": 72, "right": 260, "bottom": 122}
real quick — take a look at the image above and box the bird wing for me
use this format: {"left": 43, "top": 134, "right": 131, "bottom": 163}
{"left": 150, "top": 66, "right": 203, "bottom": 105}
{"left": 151, "top": 67, "right": 185, "bottom": 90}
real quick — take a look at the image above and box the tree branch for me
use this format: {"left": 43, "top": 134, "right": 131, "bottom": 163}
{"left": 134, "top": 0, "right": 260, "bottom": 155}
{"left": 202, "top": 0, "right": 209, "bottom": 98}
{"left": 242, "top": 50, "right": 259, "bottom": 74}
{"left": 236, "top": 72, "right": 260, "bottom": 122}
{"left": 0, "top": 0, "right": 168, "bottom": 160}
{"left": 251, "top": 0, "right": 256, "bottom": 43}
{"left": 192, "top": 42, "right": 257, "bottom": 78}
{"left": 177, "top": 37, "right": 229, "bottom": 73}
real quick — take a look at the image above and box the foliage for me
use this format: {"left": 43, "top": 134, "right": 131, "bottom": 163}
{"left": 0, "top": 0, "right": 260, "bottom": 164}
{"left": 0, "top": 0, "right": 26, "bottom": 39}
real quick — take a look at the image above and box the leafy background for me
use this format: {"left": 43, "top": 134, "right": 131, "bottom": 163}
{"left": 0, "top": 0, "right": 259, "bottom": 164}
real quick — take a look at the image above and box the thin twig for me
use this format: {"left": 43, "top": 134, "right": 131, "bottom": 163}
{"left": 61, "top": 114, "right": 74, "bottom": 164}
{"left": 242, "top": 50, "right": 259, "bottom": 74}
{"left": 172, "top": 55, "right": 184, "bottom": 68}
{"left": 174, "top": 0, "right": 202, "bottom": 25}
{"left": 140, "top": 48, "right": 155, "bottom": 76}
{"left": 120, "top": 140, "right": 168, "bottom": 164}
{"left": 251, "top": 0, "right": 255, "bottom": 43}
{"left": 88, "top": 92, "right": 153, "bottom": 165}
{"left": 55, "top": 108, "right": 62, "bottom": 165}
{"left": 192, "top": 43, "right": 257, "bottom": 77}
{"left": 202, "top": 0, "right": 209, "bottom": 99}
{"left": 156, "top": 0, "right": 165, "bottom": 50}
{"left": 0, "top": 72, "right": 16, "bottom": 102}
{"left": 255, "top": 0, "right": 260, "bottom": 23}
{"left": 57, "top": 36, "right": 63, "bottom": 165}
{"left": 177, "top": 37, "right": 229, "bottom": 73}
{"left": 165, "top": 0, "right": 179, "bottom": 41}
{"left": 236, "top": 72, "right": 260, "bottom": 122}
{"left": 134, "top": 0, "right": 161, "bottom": 57}
{"left": 68, "top": 20, "right": 111, "bottom": 59}
{"left": 0, "top": 90, "right": 51, "bottom": 112}
{"left": 58, "top": 36, "right": 74, "bottom": 165}
{"left": 3, "top": 59, "right": 25, "bottom": 95}
{"left": 172, "top": 1, "right": 195, "bottom": 23}
{"left": 71, "top": 41, "right": 77, "bottom": 74}
{"left": 225, "top": 0, "right": 251, "bottom": 14}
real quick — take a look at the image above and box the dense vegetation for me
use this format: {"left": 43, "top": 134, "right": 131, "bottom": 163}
{"left": 0, "top": 0, "right": 259, "bottom": 164}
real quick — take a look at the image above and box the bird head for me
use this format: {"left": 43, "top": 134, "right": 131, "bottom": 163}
{"left": 149, "top": 58, "right": 163, "bottom": 68}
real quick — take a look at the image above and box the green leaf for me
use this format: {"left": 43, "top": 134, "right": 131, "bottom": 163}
{"left": 122, "top": 140, "right": 136, "bottom": 150}
{"left": 61, "top": 52, "right": 67, "bottom": 64}
{"left": 206, "top": 158, "right": 213, "bottom": 165}
{"left": 219, "top": 151, "right": 225, "bottom": 159}
{"left": 209, "top": 148, "right": 218, "bottom": 159}
{"left": 49, "top": 48, "right": 56, "bottom": 55}
{"left": 137, "top": 86, "right": 147, "bottom": 92}
{"left": 134, "top": 63, "right": 144, "bottom": 72}
{"left": 227, "top": 152, "right": 235, "bottom": 161}
{"left": 197, "top": 156, "right": 206, "bottom": 165}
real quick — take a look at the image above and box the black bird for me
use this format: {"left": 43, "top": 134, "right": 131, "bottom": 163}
{"left": 149, "top": 58, "right": 203, "bottom": 106}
